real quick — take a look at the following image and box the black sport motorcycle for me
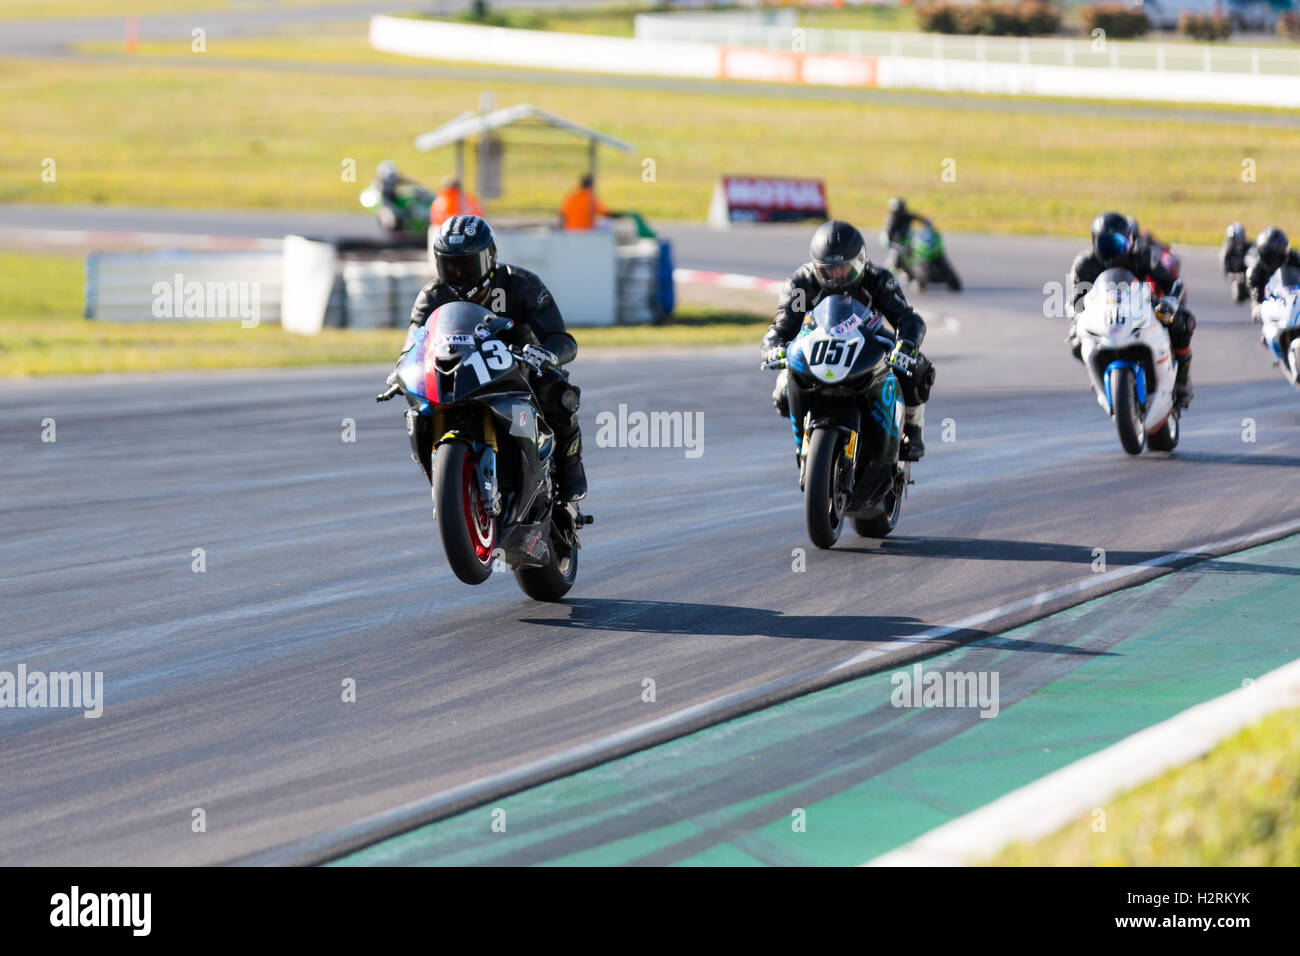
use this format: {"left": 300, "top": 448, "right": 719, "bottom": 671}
{"left": 377, "top": 301, "right": 590, "bottom": 600}
{"left": 764, "top": 294, "right": 911, "bottom": 549}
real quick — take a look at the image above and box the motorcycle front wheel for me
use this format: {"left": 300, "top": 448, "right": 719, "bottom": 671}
{"left": 1112, "top": 366, "right": 1146, "bottom": 456}
{"left": 804, "top": 428, "right": 846, "bottom": 549}
{"left": 433, "top": 442, "right": 495, "bottom": 584}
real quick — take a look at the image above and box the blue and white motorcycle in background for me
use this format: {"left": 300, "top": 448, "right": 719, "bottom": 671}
{"left": 762, "top": 295, "right": 910, "bottom": 549}
{"left": 1257, "top": 265, "right": 1300, "bottom": 390}
{"left": 1075, "top": 267, "right": 1182, "bottom": 455}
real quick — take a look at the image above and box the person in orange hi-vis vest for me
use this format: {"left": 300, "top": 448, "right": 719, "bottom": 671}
{"left": 559, "top": 174, "right": 609, "bottom": 231}
{"left": 431, "top": 175, "right": 482, "bottom": 227}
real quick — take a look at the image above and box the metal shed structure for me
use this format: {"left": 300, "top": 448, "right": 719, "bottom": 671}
{"left": 414, "top": 99, "right": 634, "bottom": 200}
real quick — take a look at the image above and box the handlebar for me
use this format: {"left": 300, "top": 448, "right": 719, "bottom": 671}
{"left": 375, "top": 382, "right": 401, "bottom": 402}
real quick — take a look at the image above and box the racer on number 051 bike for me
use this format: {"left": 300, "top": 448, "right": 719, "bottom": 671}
{"left": 763, "top": 219, "right": 935, "bottom": 462}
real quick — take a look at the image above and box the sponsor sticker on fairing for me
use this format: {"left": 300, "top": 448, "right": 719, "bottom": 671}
{"left": 830, "top": 314, "right": 863, "bottom": 336}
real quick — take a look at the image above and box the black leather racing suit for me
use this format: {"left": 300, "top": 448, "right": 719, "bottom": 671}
{"left": 763, "top": 262, "right": 933, "bottom": 446}
{"left": 407, "top": 263, "right": 583, "bottom": 466}
{"left": 1222, "top": 236, "right": 1253, "bottom": 276}
{"left": 1067, "top": 246, "right": 1196, "bottom": 358}
{"left": 883, "top": 209, "right": 927, "bottom": 246}
{"left": 882, "top": 210, "right": 931, "bottom": 272}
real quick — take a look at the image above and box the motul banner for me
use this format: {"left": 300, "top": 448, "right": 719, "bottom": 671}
{"left": 708, "top": 176, "right": 829, "bottom": 225}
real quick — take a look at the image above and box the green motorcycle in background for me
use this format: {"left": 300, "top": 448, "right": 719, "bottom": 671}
{"left": 360, "top": 181, "right": 434, "bottom": 235}
{"left": 894, "top": 223, "right": 962, "bottom": 292}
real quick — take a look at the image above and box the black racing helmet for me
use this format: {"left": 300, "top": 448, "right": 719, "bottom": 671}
{"left": 1226, "top": 222, "right": 1246, "bottom": 246}
{"left": 1092, "top": 211, "right": 1132, "bottom": 264}
{"left": 810, "top": 219, "right": 868, "bottom": 292}
{"left": 1256, "top": 227, "right": 1290, "bottom": 270}
{"left": 888, "top": 196, "right": 906, "bottom": 214}
{"left": 433, "top": 215, "right": 497, "bottom": 302}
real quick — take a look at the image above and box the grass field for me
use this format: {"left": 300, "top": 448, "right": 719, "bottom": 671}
{"left": 0, "top": 0, "right": 370, "bottom": 19}
{"left": 0, "top": 252, "right": 766, "bottom": 376}
{"left": 6, "top": 33, "right": 1298, "bottom": 245}
{"left": 992, "top": 707, "right": 1300, "bottom": 866}
{"left": 434, "top": 3, "right": 919, "bottom": 37}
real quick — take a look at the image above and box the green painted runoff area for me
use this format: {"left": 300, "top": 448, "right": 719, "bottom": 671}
{"left": 335, "top": 535, "right": 1300, "bottom": 866}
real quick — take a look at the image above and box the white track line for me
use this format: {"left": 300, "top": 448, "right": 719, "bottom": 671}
{"left": 673, "top": 268, "right": 783, "bottom": 295}
{"left": 237, "top": 515, "right": 1300, "bottom": 865}
{"left": 868, "top": 654, "right": 1300, "bottom": 867}
{"left": 4, "top": 226, "right": 282, "bottom": 251}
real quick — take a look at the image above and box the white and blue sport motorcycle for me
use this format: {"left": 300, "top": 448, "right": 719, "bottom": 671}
{"left": 1257, "top": 265, "right": 1300, "bottom": 390}
{"left": 1075, "top": 268, "right": 1182, "bottom": 455}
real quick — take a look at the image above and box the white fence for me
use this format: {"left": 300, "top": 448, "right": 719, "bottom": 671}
{"left": 370, "top": 13, "right": 1300, "bottom": 107}
{"left": 85, "top": 249, "right": 283, "bottom": 324}
{"left": 634, "top": 11, "right": 1300, "bottom": 76}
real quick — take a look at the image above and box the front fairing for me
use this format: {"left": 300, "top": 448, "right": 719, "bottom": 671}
{"left": 1078, "top": 269, "right": 1156, "bottom": 349}
{"left": 1261, "top": 271, "right": 1300, "bottom": 351}
{"left": 787, "top": 296, "right": 891, "bottom": 389}
{"left": 394, "top": 309, "right": 528, "bottom": 413}
{"left": 908, "top": 226, "right": 942, "bottom": 261}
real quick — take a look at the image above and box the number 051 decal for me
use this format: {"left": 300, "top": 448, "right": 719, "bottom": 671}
{"left": 808, "top": 337, "right": 861, "bottom": 368}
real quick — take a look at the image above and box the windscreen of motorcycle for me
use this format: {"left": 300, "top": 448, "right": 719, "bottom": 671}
{"left": 431, "top": 301, "right": 516, "bottom": 402}
{"left": 1262, "top": 267, "right": 1300, "bottom": 335}
{"left": 1083, "top": 267, "right": 1151, "bottom": 333}
{"left": 787, "top": 294, "right": 889, "bottom": 386}
{"left": 1266, "top": 265, "right": 1300, "bottom": 301}
{"left": 909, "top": 225, "right": 940, "bottom": 258}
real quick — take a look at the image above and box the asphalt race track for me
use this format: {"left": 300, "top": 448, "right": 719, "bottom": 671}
{"left": 3, "top": 212, "right": 1300, "bottom": 864}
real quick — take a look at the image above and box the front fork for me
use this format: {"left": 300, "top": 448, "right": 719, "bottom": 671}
{"left": 410, "top": 407, "right": 502, "bottom": 517}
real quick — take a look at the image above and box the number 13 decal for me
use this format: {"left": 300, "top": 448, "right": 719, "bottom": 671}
{"left": 463, "top": 339, "right": 513, "bottom": 381}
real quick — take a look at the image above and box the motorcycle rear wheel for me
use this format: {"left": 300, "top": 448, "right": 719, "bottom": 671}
{"left": 1148, "top": 410, "right": 1181, "bottom": 452}
{"left": 515, "top": 520, "right": 579, "bottom": 602}
{"left": 942, "top": 256, "right": 962, "bottom": 292}
{"left": 853, "top": 485, "right": 903, "bottom": 538}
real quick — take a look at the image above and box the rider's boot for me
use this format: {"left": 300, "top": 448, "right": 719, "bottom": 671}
{"left": 1174, "top": 352, "right": 1194, "bottom": 407}
{"left": 772, "top": 369, "right": 790, "bottom": 418}
{"left": 1066, "top": 318, "right": 1083, "bottom": 361}
{"left": 902, "top": 404, "right": 926, "bottom": 461}
{"left": 553, "top": 423, "right": 587, "bottom": 501}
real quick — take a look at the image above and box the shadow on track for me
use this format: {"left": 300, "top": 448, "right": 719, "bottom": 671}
{"left": 520, "top": 599, "right": 1112, "bottom": 655}
{"left": 1149, "top": 450, "right": 1300, "bottom": 469}
{"left": 845, "top": 536, "right": 1300, "bottom": 577}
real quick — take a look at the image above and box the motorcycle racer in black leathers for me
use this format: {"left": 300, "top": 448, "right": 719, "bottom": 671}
{"left": 1246, "top": 227, "right": 1300, "bottom": 321}
{"left": 763, "top": 219, "right": 935, "bottom": 461}
{"left": 400, "top": 215, "right": 587, "bottom": 500}
{"left": 880, "top": 196, "right": 935, "bottom": 274}
{"left": 1067, "top": 211, "right": 1195, "bottom": 405}
{"left": 1222, "top": 222, "right": 1254, "bottom": 304}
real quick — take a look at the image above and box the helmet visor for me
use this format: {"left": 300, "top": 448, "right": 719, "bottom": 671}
{"left": 1096, "top": 231, "right": 1130, "bottom": 261}
{"left": 436, "top": 249, "right": 492, "bottom": 293}
{"left": 813, "top": 248, "right": 866, "bottom": 291}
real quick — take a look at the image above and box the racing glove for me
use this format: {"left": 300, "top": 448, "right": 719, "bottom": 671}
{"left": 888, "top": 340, "right": 921, "bottom": 377}
{"left": 522, "top": 344, "right": 559, "bottom": 369}
{"left": 761, "top": 345, "right": 786, "bottom": 366}
{"left": 1155, "top": 296, "right": 1179, "bottom": 325}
